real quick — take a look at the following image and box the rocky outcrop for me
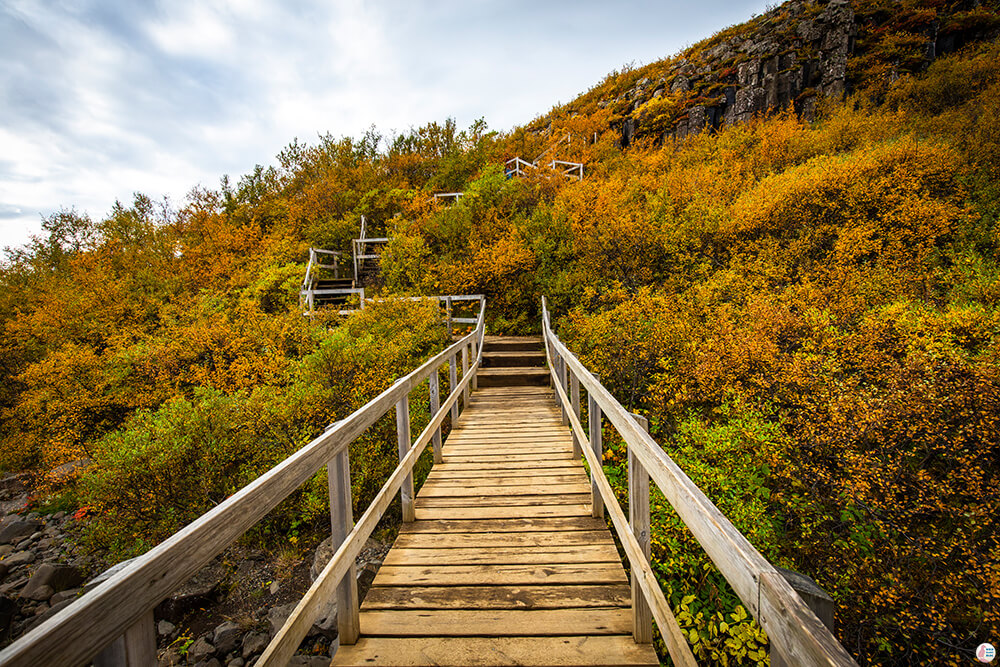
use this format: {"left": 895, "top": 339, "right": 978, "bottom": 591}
{"left": 604, "top": 0, "right": 1000, "bottom": 146}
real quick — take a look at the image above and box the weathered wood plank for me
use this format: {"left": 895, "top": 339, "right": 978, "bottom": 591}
{"left": 360, "top": 608, "right": 634, "bottom": 636}
{"left": 382, "top": 544, "right": 620, "bottom": 566}
{"left": 417, "top": 483, "right": 591, "bottom": 497}
{"left": 332, "top": 635, "right": 659, "bottom": 666}
{"left": 392, "top": 530, "right": 614, "bottom": 549}
{"left": 415, "top": 494, "right": 592, "bottom": 508}
{"left": 398, "top": 517, "right": 607, "bottom": 534}
{"left": 422, "top": 474, "right": 590, "bottom": 487}
{"left": 363, "top": 584, "right": 631, "bottom": 610}
{"left": 372, "top": 563, "right": 627, "bottom": 586}
{"left": 414, "top": 504, "right": 591, "bottom": 520}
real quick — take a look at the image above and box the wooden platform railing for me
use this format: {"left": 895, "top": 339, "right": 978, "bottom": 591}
{"left": 541, "top": 297, "right": 858, "bottom": 667}
{"left": 0, "top": 302, "right": 486, "bottom": 667}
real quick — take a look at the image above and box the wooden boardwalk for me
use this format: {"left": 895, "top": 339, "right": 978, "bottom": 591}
{"left": 332, "top": 385, "right": 658, "bottom": 666}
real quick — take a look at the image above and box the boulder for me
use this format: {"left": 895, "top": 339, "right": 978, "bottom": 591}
{"left": 241, "top": 631, "right": 269, "bottom": 659}
{"left": 50, "top": 587, "right": 80, "bottom": 605}
{"left": 20, "top": 563, "right": 85, "bottom": 600}
{"left": 267, "top": 602, "right": 295, "bottom": 637}
{"left": 0, "top": 519, "right": 41, "bottom": 545}
{"left": 4, "top": 550, "right": 36, "bottom": 567}
{"left": 213, "top": 620, "right": 242, "bottom": 655}
{"left": 23, "top": 598, "right": 73, "bottom": 633}
{"left": 188, "top": 636, "right": 215, "bottom": 663}
{"left": 157, "top": 619, "right": 177, "bottom": 637}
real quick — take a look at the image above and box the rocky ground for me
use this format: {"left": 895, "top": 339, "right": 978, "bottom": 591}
{"left": 0, "top": 474, "right": 391, "bottom": 666}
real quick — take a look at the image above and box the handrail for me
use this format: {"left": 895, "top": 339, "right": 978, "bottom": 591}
{"left": 259, "top": 306, "right": 485, "bottom": 664}
{"left": 0, "top": 302, "right": 487, "bottom": 667}
{"left": 541, "top": 298, "right": 857, "bottom": 667}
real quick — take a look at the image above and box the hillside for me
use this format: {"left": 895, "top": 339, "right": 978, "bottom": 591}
{"left": 2, "top": 0, "right": 1000, "bottom": 664}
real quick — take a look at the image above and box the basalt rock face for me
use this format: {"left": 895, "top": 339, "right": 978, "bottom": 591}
{"left": 600, "top": 0, "right": 1000, "bottom": 146}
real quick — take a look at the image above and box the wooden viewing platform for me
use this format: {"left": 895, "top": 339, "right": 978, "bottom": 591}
{"left": 333, "top": 384, "right": 658, "bottom": 666}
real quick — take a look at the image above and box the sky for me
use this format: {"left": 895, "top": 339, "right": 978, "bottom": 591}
{"left": 0, "top": 0, "right": 772, "bottom": 251}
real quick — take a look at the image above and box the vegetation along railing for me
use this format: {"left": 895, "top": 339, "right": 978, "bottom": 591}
{"left": 0, "top": 300, "right": 487, "bottom": 667}
{"left": 541, "top": 297, "right": 858, "bottom": 667}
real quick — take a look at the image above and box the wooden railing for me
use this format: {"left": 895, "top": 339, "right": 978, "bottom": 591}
{"left": 541, "top": 297, "right": 857, "bottom": 667}
{"left": 301, "top": 247, "right": 364, "bottom": 316}
{"left": 0, "top": 302, "right": 486, "bottom": 667}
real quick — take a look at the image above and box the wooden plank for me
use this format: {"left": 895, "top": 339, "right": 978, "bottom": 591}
{"left": 414, "top": 505, "right": 591, "bottom": 520}
{"left": 435, "top": 459, "right": 580, "bottom": 470}
{"left": 360, "top": 608, "right": 634, "bottom": 637}
{"left": 423, "top": 474, "right": 590, "bottom": 486}
{"left": 414, "top": 494, "right": 592, "bottom": 507}
{"left": 362, "top": 584, "right": 631, "bottom": 610}
{"left": 399, "top": 517, "right": 607, "bottom": 534}
{"left": 418, "top": 483, "right": 592, "bottom": 497}
{"left": 332, "top": 635, "right": 659, "bottom": 666}
{"left": 392, "top": 530, "right": 615, "bottom": 549}
{"left": 372, "top": 563, "right": 627, "bottom": 586}
{"left": 382, "top": 544, "right": 620, "bottom": 566}
{"left": 442, "top": 453, "right": 575, "bottom": 463}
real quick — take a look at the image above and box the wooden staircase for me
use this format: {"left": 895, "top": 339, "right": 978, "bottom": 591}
{"left": 477, "top": 336, "right": 550, "bottom": 388}
{"left": 331, "top": 386, "right": 658, "bottom": 666}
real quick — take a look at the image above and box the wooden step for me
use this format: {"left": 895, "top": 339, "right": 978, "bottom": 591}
{"left": 483, "top": 336, "right": 544, "bottom": 353}
{"left": 478, "top": 367, "right": 550, "bottom": 387}
{"left": 482, "top": 351, "right": 547, "bottom": 368}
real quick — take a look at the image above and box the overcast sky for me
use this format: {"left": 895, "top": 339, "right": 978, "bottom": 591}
{"left": 0, "top": 0, "right": 771, "bottom": 251}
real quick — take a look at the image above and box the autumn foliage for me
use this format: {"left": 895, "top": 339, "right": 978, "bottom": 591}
{"left": 2, "top": 16, "right": 1000, "bottom": 667}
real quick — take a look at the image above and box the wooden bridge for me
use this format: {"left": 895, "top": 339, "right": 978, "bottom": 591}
{"left": 0, "top": 298, "right": 858, "bottom": 667}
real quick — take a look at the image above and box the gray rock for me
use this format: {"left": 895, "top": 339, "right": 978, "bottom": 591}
{"left": 226, "top": 659, "right": 245, "bottom": 667}
{"left": 52, "top": 511, "right": 66, "bottom": 521}
{"left": 46, "top": 458, "right": 92, "bottom": 484}
{"left": 267, "top": 602, "right": 295, "bottom": 637}
{"left": 241, "top": 631, "right": 269, "bottom": 659}
{"left": 158, "top": 647, "right": 184, "bottom": 667}
{"left": 213, "top": 620, "right": 242, "bottom": 655}
{"left": 188, "top": 636, "right": 215, "bottom": 662}
{"left": 49, "top": 588, "right": 80, "bottom": 605}
{"left": 0, "top": 519, "right": 41, "bottom": 545}
{"left": 157, "top": 619, "right": 176, "bottom": 637}
{"left": 0, "top": 545, "right": 12, "bottom": 557}
{"left": 4, "top": 550, "right": 35, "bottom": 567}
{"left": 23, "top": 598, "right": 72, "bottom": 633}
{"left": 19, "top": 563, "right": 85, "bottom": 600}
{"left": 194, "top": 659, "right": 222, "bottom": 667}
{"left": 310, "top": 537, "right": 333, "bottom": 582}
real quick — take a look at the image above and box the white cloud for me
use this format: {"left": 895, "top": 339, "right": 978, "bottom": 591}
{"left": 0, "top": 0, "right": 773, "bottom": 251}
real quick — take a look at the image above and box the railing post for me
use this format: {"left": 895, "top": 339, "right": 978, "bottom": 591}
{"left": 588, "top": 378, "right": 604, "bottom": 519}
{"left": 93, "top": 610, "right": 155, "bottom": 667}
{"left": 570, "top": 372, "right": 581, "bottom": 458}
{"left": 449, "top": 354, "right": 459, "bottom": 420}
{"left": 628, "top": 412, "right": 653, "bottom": 644}
{"left": 446, "top": 297, "right": 453, "bottom": 340}
{"left": 395, "top": 391, "right": 415, "bottom": 522}
{"left": 328, "top": 448, "right": 360, "bottom": 644}
{"left": 471, "top": 337, "right": 479, "bottom": 390}
{"left": 429, "top": 370, "right": 443, "bottom": 464}
{"left": 559, "top": 358, "right": 568, "bottom": 426}
{"left": 461, "top": 343, "right": 471, "bottom": 406}
{"left": 769, "top": 569, "right": 836, "bottom": 667}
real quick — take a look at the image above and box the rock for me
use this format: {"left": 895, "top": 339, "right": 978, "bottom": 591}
{"left": 4, "top": 550, "right": 36, "bottom": 567}
{"left": 23, "top": 598, "right": 72, "bottom": 633}
{"left": 49, "top": 588, "right": 80, "bottom": 605}
{"left": 194, "top": 660, "right": 222, "bottom": 667}
{"left": 157, "top": 619, "right": 177, "bottom": 637}
{"left": 227, "top": 659, "right": 245, "bottom": 667}
{"left": 267, "top": 602, "right": 296, "bottom": 637}
{"left": 268, "top": 580, "right": 279, "bottom": 595}
{"left": 46, "top": 458, "right": 92, "bottom": 485}
{"left": 158, "top": 646, "right": 184, "bottom": 667}
{"left": 0, "top": 545, "right": 12, "bottom": 557}
{"left": 310, "top": 537, "right": 333, "bottom": 582}
{"left": 155, "top": 561, "right": 228, "bottom": 622}
{"left": 241, "top": 631, "right": 269, "bottom": 659}
{"left": 19, "top": 563, "right": 85, "bottom": 600}
{"left": 0, "top": 519, "right": 41, "bottom": 545}
{"left": 84, "top": 556, "right": 137, "bottom": 591}
{"left": 188, "top": 636, "right": 215, "bottom": 662}
{"left": 0, "top": 562, "right": 7, "bottom": 583}
{"left": 52, "top": 511, "right": 66, "bottom": 521}
{"left": 310, "top": 604, "right": 337, "bottom": 639}
{"left": 213, "top": 620, "right": 242, "bottom": 655}
{"left": 0, "top": 596, "right": 15, "bottom": 641}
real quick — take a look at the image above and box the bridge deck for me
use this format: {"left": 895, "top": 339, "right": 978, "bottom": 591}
{"left": 332, "top": 386, "right": 658, "bottom": 666}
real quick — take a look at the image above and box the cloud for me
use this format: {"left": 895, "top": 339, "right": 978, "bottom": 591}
{"left": 0, "top": 0, "right": 772, "bottom": 251}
